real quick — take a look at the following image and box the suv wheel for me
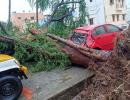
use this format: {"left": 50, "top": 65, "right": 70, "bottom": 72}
{"left": 0, "top": 76, "right": 23, "bottom": 100}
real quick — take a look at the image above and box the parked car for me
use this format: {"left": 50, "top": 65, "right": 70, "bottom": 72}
{"left": 68, "top": 24, "right": 123, "bottom": 50}
{"left": 0, "top": 54, "right": 28, "bottom": 100}
{"left": 118, "top": 24, "right": 129, "bottom": 30}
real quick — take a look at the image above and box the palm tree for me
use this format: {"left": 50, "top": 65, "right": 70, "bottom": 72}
{"left": 8, "top": 0, "right": 11, "bottom": 23}
{"left": 27, "top": 0, "right": 49, "bottom": 24}
{"left": 36, "top": 0, "right": 38, "bottom": 24}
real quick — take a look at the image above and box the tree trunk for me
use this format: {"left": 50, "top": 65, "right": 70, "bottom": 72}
{"left": 47, "top": 33, "right": 106, "bottom": 61}
{"left": 8, "top": 0, "right": 11, "bottom": 23}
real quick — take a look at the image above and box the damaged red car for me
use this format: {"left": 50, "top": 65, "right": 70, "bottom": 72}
{"left": 68, "top": 24, "right": 123, "bottom": 50}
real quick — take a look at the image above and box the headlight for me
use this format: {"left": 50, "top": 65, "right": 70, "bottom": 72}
{"left": 14, "top": 59, "right": 28, "bottom": 74}
{"left": 20, "top": 66, "right": 28, "bottom": 74}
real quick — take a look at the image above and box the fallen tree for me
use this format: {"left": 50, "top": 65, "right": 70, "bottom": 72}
{"left": 47, "top": 26, "right": 130, "bottom": 100}
{"left": 0, "top": 34, "right": 70, "bottom": 72}
{"left": 72, "top": 27, "right": 130, "bottom": 100}
{"left": 47, "top": 33, "right": 110, "bottom": 62}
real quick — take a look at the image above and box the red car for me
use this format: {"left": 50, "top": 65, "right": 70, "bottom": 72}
{"left": 68, "top": 24, "right": 123, "bottom": 50}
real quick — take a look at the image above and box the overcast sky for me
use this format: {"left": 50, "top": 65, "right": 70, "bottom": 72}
{"left": 0, "top": 0, "right": 34, "bottom": 22}
{"left": 0, "top": 0, "right": 130, "bottom": 22}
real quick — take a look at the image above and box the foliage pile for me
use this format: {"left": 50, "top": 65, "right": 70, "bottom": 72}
{"left": 14, "top": 34, "right": 70, "bottom": 72}
{"left": 0, "top": 27, "right": 70, "bottom": 72}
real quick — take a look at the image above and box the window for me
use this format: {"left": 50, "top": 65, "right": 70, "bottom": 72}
{"left": 18, "top": 17, "right": 21, "bottom": 19}
{"left": 90, "top": 0, "right": 92, "bottom": 2}
{"left": 112, "top": 14, "right": 115, "bottom": 22}
{"left": 71, "top": 32, "right": 86, "bottom": 44}
{"left": 107, "top": 25, "right": 121, "bottom": 33}
{"left": 122, "top": 14, "right": 125, "bottom": 20}
{"left": 121, "top": 0, "right": 124, "bottom": 7}
{"left": 89, "top": 18, "right": 94, "bottom": 25}
{"left": 93, "top": 26, "right": 106, "bottom": 36}
{"left": 117, "top": 14, "right": 119, "bottom": 21}
{"left": 110, "top": 0, "right": 114, "bottom": 5}
{"left": 31, "top": 16, "right": 34, "bottom": 20}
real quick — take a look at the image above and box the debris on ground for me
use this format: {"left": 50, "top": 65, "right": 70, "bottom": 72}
{"left": 48, "top": 25, "right": 130, "bottom": 100}
{"left": 72, "top": 26, "right": 130, "bottom": 100}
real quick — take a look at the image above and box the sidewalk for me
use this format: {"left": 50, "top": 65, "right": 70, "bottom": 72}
{"left": 19, "top": 67, "right": 93, "bottom": 100}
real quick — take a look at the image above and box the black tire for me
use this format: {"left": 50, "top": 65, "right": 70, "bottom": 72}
{"left": 0, "top": 76, "right": 23, "bottom": 100}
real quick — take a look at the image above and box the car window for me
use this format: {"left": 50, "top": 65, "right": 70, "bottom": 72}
{"left": 71, "top": 32, "right": 86, "bottom": 45}
{"left": 93, "top": 26, "right": 106, "bottom": 36}
{"left": 107, "top": 25, "right": 121, "bottom": 33}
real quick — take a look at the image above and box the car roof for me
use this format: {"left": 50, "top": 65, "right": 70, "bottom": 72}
{"left": 75, "top": 25, "right": 97, "bottom": 31}
{"left": 75, "top": 24, "right": 121, "bottom": 31}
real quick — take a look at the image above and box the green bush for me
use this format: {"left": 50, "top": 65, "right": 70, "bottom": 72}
{"left": 48, "top": 22, "right": 72, "bottom": 38}
{"left": 13, "top": 34, "right": 70, "bottom": 72}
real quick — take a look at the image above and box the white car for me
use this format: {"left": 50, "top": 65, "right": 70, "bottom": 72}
{"left": 0, "top": 54, "right": 28, "bottom": 100}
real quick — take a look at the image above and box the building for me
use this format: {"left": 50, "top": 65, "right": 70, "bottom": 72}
{"left": 86, "top": 0, "right": 127, "bottom": 25}
{"left": 126, "top": 0, "right": 130, "bottom": 21}
{"left": 86, "top": 0, "right": 105, "bottom": 25}
{"left": 104, "top": 0, "right": 127, "bottom": 25}
{"left": 126, "top": 7, "right": 130, "bottom": 21}
{"left": 11, "top": 12, "right": 44, "bottom": 31}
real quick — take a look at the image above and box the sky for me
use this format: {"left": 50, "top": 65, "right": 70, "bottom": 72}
{"left": 127, "top": 0, "right": 130, "bottom": 7}
{"left": 0, "top": 0, "right": 34, "bottom": 22}
{"left": 0, "top": 0, "right": 130, "bottom": 22}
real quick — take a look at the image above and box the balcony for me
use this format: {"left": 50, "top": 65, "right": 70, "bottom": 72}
{"left": 116, "top": 2, "right": 124, "bottom": 11}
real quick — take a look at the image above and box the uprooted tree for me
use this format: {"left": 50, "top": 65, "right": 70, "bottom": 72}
{"left": 0, "top": 0, "right": 87, "bottom": 73}
{"left": 48, "top": 26, "right": 130, "bottom": 100}
{"left": 78, "top": 26, "right": 130, "bottom": 100}
{"left": 0, "top": 21, "right": 71, "bottom": 72}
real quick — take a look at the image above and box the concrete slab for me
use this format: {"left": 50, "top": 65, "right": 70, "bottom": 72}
{"left": 19, "top": 67, "right": 93, "bottom": 100}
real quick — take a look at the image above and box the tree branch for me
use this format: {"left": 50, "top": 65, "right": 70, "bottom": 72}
{"left": 51, "top": 8, "right": 74, "bottom": 21}
{"left": 47, "top": 0, "right": 81, "bottom": 24}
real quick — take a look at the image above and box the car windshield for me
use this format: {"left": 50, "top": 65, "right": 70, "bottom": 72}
{"left": 71, "top": 32, "right": 86, "bottom": 45}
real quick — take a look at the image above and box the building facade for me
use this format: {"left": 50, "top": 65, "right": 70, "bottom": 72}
{"left": 86, "top": 0, "right": 105, "bottom": 25}
{"left": 86, "top": 0, "right": 127, "bottom": 25}
{"left": 126, "top": 8, "right": 130, "bottom": 21}
{"left": 11, "top": 12, "right": 44, "bottom": 31}
{"left": 126, "top": 0, "right": 130, "bottom": 22}
{"left": 104, "top": 0, "right": 127, "bottom": 25}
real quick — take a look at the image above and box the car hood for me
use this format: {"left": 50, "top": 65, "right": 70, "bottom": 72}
{"left": 0, "top": 54, "right": 14, "bottom": 62}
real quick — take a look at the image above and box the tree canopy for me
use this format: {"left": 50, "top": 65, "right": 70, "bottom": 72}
{"left": 27, "top": 0, "right": 87, "bottom": 26}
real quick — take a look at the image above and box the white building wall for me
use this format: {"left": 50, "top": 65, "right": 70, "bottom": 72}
{"left": 104, "top": 0, "right": 127, "bottom": 25}
{"left": 126, "top": 0, "right": 130, "bottom": 21}
{"left": 86, "top": 0, "right": 105, "bottom": 25}
{"left": 126, "top": 8, "right": 130, "bottom": 21}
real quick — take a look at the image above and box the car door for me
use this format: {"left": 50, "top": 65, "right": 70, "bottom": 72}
{"left": 105, "top": 24, "right": 122, "bottom": 49}
{"left": 92, "top": 25, "right": 113, "bottom": 50}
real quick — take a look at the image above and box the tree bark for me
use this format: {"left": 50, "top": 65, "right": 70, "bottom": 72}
{"left": 47, "top": 33, "right": 106, "bottom": 61}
